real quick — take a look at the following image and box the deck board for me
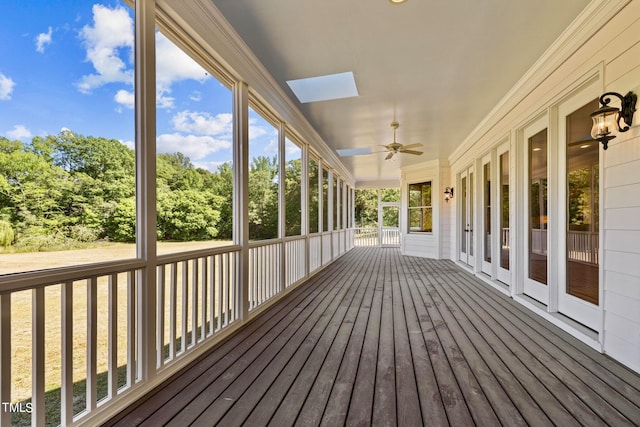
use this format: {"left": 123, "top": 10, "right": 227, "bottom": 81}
{"left": 105, "top": 248, "right": 640, "bottom": 427}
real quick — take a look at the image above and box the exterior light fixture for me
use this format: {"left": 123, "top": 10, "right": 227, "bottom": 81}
{"left": 444, "top": 187, "right": 454, "bottom": 203}
{"left": 590, "top": 91, "right": 637, "bottom": 150}
{"left": 389, "top": 0, "right": 407, "bottom": 4}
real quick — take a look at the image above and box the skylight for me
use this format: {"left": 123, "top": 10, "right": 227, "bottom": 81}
{"left": 286, "top": 71, "right": 359, "bottom": 103}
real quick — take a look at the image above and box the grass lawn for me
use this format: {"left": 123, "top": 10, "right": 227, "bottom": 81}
{"left": 1, "top": 240, "right": 232, "bottom": 426}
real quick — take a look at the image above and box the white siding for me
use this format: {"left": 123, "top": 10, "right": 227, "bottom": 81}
{"left": 403, "top": 234, "right": 438, "bottom": 258}
{"left": 400, "top": 160, "right": 442, "bottom": 259}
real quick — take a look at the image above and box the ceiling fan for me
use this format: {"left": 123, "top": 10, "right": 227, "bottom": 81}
{"left": 336, "top": 121, "right": 424, "bottom": 160}
{"left": 381, "top": 121, "right": 423, "bottom": 160}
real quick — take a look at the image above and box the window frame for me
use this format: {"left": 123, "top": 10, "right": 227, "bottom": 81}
{"left": 407, "top": 180, "right": 433, "bottom": 233}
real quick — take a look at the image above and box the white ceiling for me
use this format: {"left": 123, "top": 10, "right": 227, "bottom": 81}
{"left": 211, "top": 0, "right": 591, "bottom": 185}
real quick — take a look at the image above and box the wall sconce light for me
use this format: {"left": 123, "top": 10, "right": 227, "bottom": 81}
{"left": 444, "top": 187, "right": 454, "bottom": 203}
{"left": 590, "top": 91, "right": 637, "bottom": 150}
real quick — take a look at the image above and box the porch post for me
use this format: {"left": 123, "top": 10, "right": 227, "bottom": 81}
{"left": 301, "top": 144, "right": 309, "bottom": 277}
{"left": 135, "top": 0, "right": 157, "bottom": 381}
{"left": 278, "top": 121, "right": 286, "bottom": 292}
{"left": 234, "top": 81, "right": 250, "bottom": 321}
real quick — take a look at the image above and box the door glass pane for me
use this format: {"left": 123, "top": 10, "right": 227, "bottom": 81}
{"left": 566, "top": 100, "right": 599, "bottom": 304}
{"left": 484, "top": 163, "right": 491, "bottom": 262}
{"left": 461, "top": 176, "right": 467, "bottom": 253}
{"left": 529, "top": 129, "right": 548, "bottom": 284}
{"left": 500, "top": 152, "right": 510, "bottom": 270}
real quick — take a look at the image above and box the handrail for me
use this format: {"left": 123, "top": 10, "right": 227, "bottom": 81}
{"left": 156, "top": 244, "right": 241, "bottom": 264}
{"left": 0, "top": 259, "right": 146, "bottom": 294}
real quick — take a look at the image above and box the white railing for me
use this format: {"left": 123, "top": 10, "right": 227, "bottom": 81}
{"left": 381, "top": 227, "right": 400, "bottom": 246}
{"left": 531, "top": 229, "right": 548, "bottom": 255}
{"left": 248, "top": 242, "right": 282, "bottom": 311}
{"left": 309, "top": 235, "right": 322, "bottom": 273}
{"left": 354, "top": 227, "right": 400, "bottom": 247}
{"left": 501, "top": 228, "right": 510, "bottom": 250}
{"left": 0, "top": 260, "right": 145, "bottom": 427}
{"left": 354, "top": 227, "right": 379, "bottom": 247}
{"left": 346, "top": 228, "right": 355, "bottom": 251}
{"left": 285, "top": 237, "right": 306, "bottom": 288}
{"left": 338, "top": 230, "right": 346, "bottom": 255}
{"left": 332, "top": 232, "right": 340, "bottom": 258}
{"left": 568, "top": 231, "right": 598, "bottom": 265}
{"left": 322, "top": 233, "right": 332, "bottom": 265}
{"left": 156, "top": 247, "right": 239, "bottom": 369}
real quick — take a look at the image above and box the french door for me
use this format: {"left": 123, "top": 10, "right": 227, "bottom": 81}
{"left": 459, "top": 167, "right": 475, "bottom": 266}
{"left": 497, "top": 145, "right": 511, "bottom": 284}
{"left": 523, "top": 117, "right": 549, "bottom": 304}
{"left": 558, "top": 97, "right": 601, "bottom": 330}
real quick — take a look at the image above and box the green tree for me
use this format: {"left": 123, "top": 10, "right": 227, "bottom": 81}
{"left": 209, "top": 162, "right": 234, "bottom": 240}
{"left": 248, "top": 156, "right": 279, "bottom": 240}
{"left": 157, "top": 190, "right": 223, "bottom": 240}
{"left": 355, "top": 189, "right": 378, "bottom": 227}
{"left": 285, "top": 158, "right": 302, "bottom": 236}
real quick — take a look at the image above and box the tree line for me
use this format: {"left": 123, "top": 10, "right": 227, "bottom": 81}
{"left": 0, "top": 131, "right": 303, "bottom": 251}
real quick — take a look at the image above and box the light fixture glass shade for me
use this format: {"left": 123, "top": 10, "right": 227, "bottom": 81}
{"left": 590, "top": 105, "right": 619, "bottom": 139}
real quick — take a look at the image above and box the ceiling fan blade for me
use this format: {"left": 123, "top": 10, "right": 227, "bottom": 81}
{"left": 400, "top": 150, "right": 423, "bottom": 156}
{"left": 385, "top": 152, "right": 394, "bottom": 160}
{"left": 400, "top": 143, "right": 423, "bottom": 150}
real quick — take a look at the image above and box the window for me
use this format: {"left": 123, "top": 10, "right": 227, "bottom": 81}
{"left": 333, "top": 176, "right": 339, "bottom": 231}
{"left": 322, "top": 167, "right": 329, "bottom": 232}
{"left": 248, "top": 106, "right": 279, "bottom": 241}
{"left": 408, "top": 182, "right": 432, "bottom": 232}
{"left": 308, "top": 156, "right": 319, "bottom": 233}
{"left": 155, "top": 29, "right": 234, "bottom": 253}
{"left": 284, "top": 136, "right": 302, "bottom": 236}
{"left": 0, "top": 1, "right": 137, "bottom": 274}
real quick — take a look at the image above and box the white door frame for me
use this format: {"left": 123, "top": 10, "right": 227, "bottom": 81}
{"left": 458, "top": 166, "right": 475, "bottom": 267}
{"left": 496, "top": 141, "right": 512, "bottom": 285}
{"left": 481, "top": 153, "right": 493, "bottom": 276}
{"left": 520, "top": 114, "right": 550, "bottom": 305}
{"left": 556, "top": 81, "right": 602, "bottom": 331}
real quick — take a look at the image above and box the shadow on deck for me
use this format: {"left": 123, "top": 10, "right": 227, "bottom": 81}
{"left": 105, "top": 247, "right": 640, "bottom": 426}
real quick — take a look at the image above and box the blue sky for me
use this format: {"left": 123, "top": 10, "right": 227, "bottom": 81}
{"left": 0, "top": 1, "right": 298, "bottom": 171}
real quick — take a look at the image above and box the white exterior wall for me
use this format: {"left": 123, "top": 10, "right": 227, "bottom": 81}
{"left": 400, "top": 160, "right": 441, "bottom": 258}
{"left": 440, "top": 0, "right": 640, "bottom": 372}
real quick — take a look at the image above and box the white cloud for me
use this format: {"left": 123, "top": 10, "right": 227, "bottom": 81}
{"left": 264, "top": 139, "right": 279, "bottom": 154}
{"left": 172, "top": 111, "right": 232, "bottom": 136}
{"left": 157, "top": 133, "right": 231, "bottom": 161}
{"left": 0, "top": 73, "right": 15, "bottom": 100}
{"left": 120, "top": 139, "right": 135, "bottom": 150}
{"left": 155, "top": 32, "right": 210, "bottom": 108}
{"left": 6, "top": 125, "right": 32, "bottom": 140}
{"left": 263, "top": 139, "right": 302, "bottom": 156}
{"left": 190, "top": 91, "right": 202, "bottom": 102}
{"left": 35, "top": 27, "right": 53, "bottom": 53}
{"left": 248, "top": 118, "right": 272, "bottom": 140}
{"left": 192, "top": 160, "right": 228, "bottom": 172}
{"left": 76, "top": 4, "right": 134, "bottom": 93}
{"left": 114, "top": 89, "right": 134, "bottom": 109}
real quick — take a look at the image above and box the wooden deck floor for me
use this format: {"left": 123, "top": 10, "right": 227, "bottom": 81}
{"left": 106, "top": 247, "right": 640, "bottom": 427}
